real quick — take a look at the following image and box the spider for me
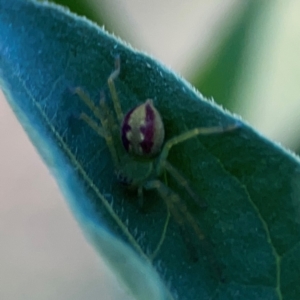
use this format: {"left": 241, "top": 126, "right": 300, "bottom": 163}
{"left": 75, "top": 56, "right": 238, "bottom": 278}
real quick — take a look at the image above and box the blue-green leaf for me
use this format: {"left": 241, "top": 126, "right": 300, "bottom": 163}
{"left": 1, "top": 1, "right": 300, "bottom": 299}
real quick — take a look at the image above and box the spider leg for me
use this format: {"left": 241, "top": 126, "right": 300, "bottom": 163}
{"left": 74, "top": 87, "right": 104, "bottom": 121}
{"left": 98, "top": 91, "right": 120, "bottom": 135}
{"left": 107, "top": 55, "right": 124, "bottom": 124}
{"left": 144, "top": 180, "right": 201, "bottom": 259}
{"left": 157, "top": 123, "right": 239, "bottom": 173}
{"left": 75, "top": 88, "right": 119, "bottom": 168}
{"left": 80, "top": 112, "right": 106, "bottom": 138}
{"left": 163, "top": 160, "right": 207, "bottom": 209}
{"left": 182, "top": 213, "right": 224, "bottom": 282}
{"left": 145, "top": 179, "right": 224, "bottom": 281}
{"left": 137, "top": 186, "right": 144, "bottom": 210}
{"left": 144, "top": 180, "right": 206, "bottom": 242}
{"left": 178, "top": 225, "right": 199, "bottom": 263}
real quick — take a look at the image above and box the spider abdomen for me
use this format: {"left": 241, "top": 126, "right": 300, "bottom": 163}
{"left": 121, "top": 99, "right": 165, "bottom": 157}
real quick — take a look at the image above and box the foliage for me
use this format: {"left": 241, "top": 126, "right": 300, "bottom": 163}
{"left": 1, "top": 1, "right": 300, "bottom": 299}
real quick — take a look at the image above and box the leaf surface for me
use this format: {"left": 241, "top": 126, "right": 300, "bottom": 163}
{"left": 1, "top": 1, "right": 300, "bottom": 299}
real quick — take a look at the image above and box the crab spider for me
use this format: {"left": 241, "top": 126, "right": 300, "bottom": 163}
{"left": 75, "top": 56, "right": 238, "bottom": 279}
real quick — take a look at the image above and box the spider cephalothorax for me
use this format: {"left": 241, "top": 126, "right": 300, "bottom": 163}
{"left": 75, "top": 56, "right": 239, "bottom": 280}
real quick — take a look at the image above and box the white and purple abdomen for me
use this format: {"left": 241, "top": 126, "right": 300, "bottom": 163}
{"left": 121, "top": 99, "right": 165, "bottom": 157}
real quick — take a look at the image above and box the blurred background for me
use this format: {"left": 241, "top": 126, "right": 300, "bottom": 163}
{"left": 1, "top": 0, "right": 300, "bottom": 299}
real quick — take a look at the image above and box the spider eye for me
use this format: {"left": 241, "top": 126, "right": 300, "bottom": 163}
{"left": 121, "top": 99, "right": 165, "bottom": 157}
{"left": 115, "top": 170, "right": 132, "bottom": 186}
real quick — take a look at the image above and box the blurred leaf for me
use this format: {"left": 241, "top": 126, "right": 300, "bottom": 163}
{"left": 48, "top": 0, "right": 135, "bottom": 59}
{"left": 190, "top": 1, "right": 269, "bottom": 112}
{"left": 1, "top": 1, "right": 300, "bottom": 299}
{"left": 50, "top": 0, "right": 105, "bottom": 26}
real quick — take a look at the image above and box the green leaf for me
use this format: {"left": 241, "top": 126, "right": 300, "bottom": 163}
{"left": 50, "top": 0, "right": 104, "bottom": 25}
{"left": 48, "top": 0, "right": 134, "bottom": 50}
{"left": 49, "top": 0, "right": 114, "bottom": 34}
{"left": 1, "top": 1, "right": 300, "bottom": 299}
{"left": 52, "top": 0, "right": 103, "bottom": 24}
{"left": 190, "top": 1, "right": 269, "bottom": 112}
